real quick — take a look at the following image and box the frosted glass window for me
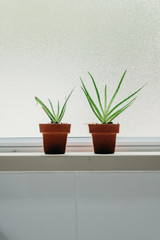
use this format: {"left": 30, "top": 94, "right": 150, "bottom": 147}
{"left": 0, "top": 0, "right": 159, "bottom": 137}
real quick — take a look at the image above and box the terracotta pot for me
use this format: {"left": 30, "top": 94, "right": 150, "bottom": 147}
{"left": 88, "top": 124, "right": 120, "bottom": 154}
{"left": 39, "top": 124, "right": 71, "bottom": 154}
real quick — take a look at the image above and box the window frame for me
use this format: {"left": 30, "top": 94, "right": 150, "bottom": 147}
{"left": 0, "top": 137, "right": 160, "bottom": 153}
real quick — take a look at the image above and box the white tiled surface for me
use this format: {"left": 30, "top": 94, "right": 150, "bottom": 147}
{"left": 0, "top": 173, "right": 75, "bottom": 240}
{"left": 77, "top": 173, "right": 160, "bottom": 240}
{"left": 0, "top": 172, "right": 160, "bottom": 240}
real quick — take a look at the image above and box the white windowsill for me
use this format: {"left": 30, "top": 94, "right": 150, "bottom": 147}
{"left": 0, "top": 151, "right": 160, "bottom": 171}
{"left": 0, "top": 137, "right": 159, "bottom": 171}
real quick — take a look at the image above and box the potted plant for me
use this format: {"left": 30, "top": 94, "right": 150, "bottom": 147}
{"left": 35, "top": 89, "right": 74, "bottom": 154}
{"left": 81, "top": 71, "right": 146, "bottom": 154}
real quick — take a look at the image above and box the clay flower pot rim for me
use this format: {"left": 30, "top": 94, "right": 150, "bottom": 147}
{"left": 88, "top": 123, "right": 119, "bottom": 125}
{"left": 39, "top": 123, "right": 70, "bottom": 124}
{"left": 39, "top": 123, "right": 71, "bottom": 133}
{"left": 88, "top": 123, "right": 120, "bottom": 134}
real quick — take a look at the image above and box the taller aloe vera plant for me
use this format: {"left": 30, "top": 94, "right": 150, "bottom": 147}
{"left": 81, "top": 71, "right": 146, "bottom": 124}
{"left": 35, "top": 88, "right": 74, "bottom": 123}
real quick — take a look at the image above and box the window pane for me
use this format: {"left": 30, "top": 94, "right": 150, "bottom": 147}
{"left": 0, "top": 0, "right": 159, "bottom": 137}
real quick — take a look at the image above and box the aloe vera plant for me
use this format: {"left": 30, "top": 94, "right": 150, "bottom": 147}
{"left": 81, "top": 71, "right": 146, "bottom": 124}
{"left": 35, "top": 88, "right": 74, "bottom": 123}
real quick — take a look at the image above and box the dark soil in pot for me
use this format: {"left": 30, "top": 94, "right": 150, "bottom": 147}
{"left": 39, "top": 124, "right": 71, "bottom": 154}
{"left": 88, "top": 124, "right": 120, "bottom": 154}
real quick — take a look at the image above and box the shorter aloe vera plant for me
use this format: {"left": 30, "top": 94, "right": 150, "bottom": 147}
{"left": 35, "top": 88, "right": 74, "bottom": 123}
{"left": 81, "top": 71, "right": 146, "bottom": 124}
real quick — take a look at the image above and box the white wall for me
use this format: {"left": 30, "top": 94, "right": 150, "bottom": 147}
{"left": 0, "top": 0, "right": 159, "bottom": 137}
{"left": 0, "top": 172, "right": 160, "bottom": 240}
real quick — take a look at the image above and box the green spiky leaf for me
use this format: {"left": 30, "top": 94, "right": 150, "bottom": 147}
{"left": 35, "top": 88, "right": 74, "bottom": 123}
{"left": 106, "top": 70, "right": 127, "bottom": 114}
{"left": 88, "top": 72, "right": 104, "bottom": 114}
{"left": 108, "top": 83, "right": 147, "bottom": 117}
{"left": 81, "top": 78, "right": 103, "bottom": 119}
{"left": 57, "top": 88, "right": 74, "bottom": 123}
{"left": 104, "top": 84, "right": 107, "bottom": 111}
{"left": 48, "top": 98, "right": 56, "bottom": 118}
{"left": 56, "top": 100, "right": 60, "bottom": 119}
{"left": 106, "top": 97, "right": 137, "bottom": 123}
{"left": 81, "top": 87, "right": 103, "bottom": 123}
{"left": 35, "top": 97, "right": 56, "bottom": 122}
{"left": 81, "top": 71, "right": 146, "bottom": 124}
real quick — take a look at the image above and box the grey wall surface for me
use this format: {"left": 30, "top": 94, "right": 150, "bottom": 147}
{"left": 0, "top": 172, "right": 160, "bottom": 240}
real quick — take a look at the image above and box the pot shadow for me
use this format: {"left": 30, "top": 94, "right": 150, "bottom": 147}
{"left": 0, "top": 232, "right": 9, "bottom": 240}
